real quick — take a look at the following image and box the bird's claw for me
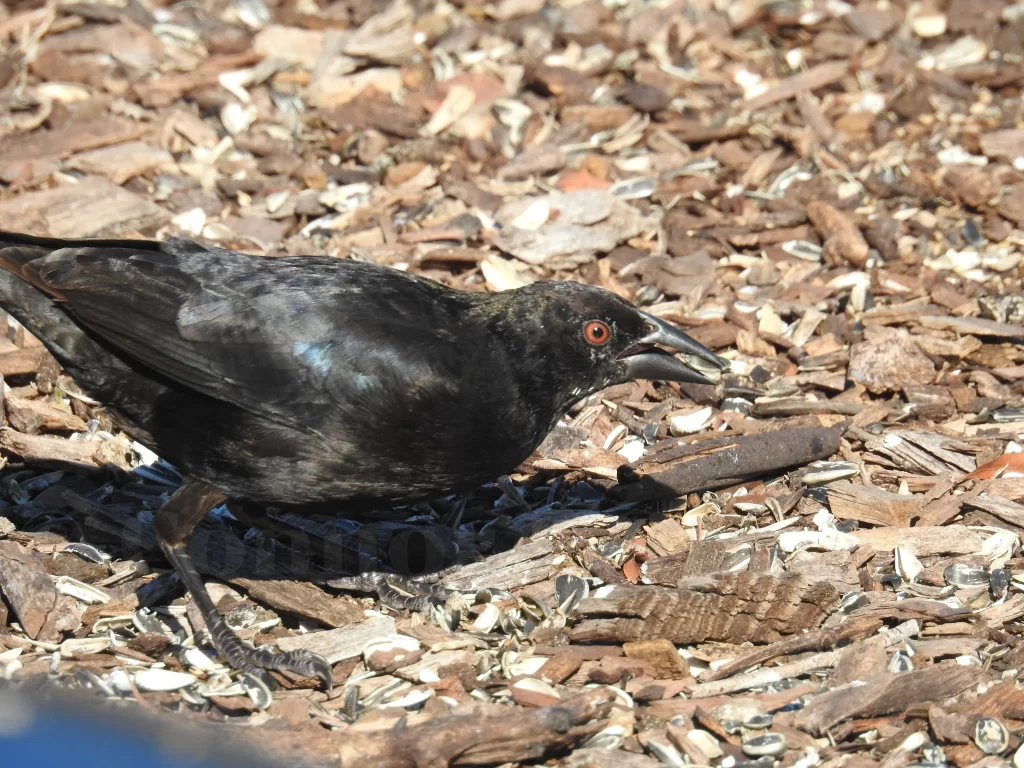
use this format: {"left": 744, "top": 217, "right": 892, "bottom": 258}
{"left": 213, "top": 622, "right": 333, "bottom": 692}
{"left": 327, "top": 572, "right": 489, "bottom": 632}
{"left": 328, "top": 571, "right": 455, "bottom": 613}
{"left": 247, "top": 647, "right": 334, "bottom": 692}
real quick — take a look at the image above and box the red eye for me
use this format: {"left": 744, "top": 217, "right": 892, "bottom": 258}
{"left": 584, "top": 320, "right": 611, "bottom": 345}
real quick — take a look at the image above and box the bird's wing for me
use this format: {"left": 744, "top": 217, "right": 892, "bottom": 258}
{"left": 22, "top": 240, "right": 464, "bottom": 432}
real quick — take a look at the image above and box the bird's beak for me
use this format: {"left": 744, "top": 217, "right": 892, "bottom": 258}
{"left": 620, "top": 312, "right": 731, "bottom": 385}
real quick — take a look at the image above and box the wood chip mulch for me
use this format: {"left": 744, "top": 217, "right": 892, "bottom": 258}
{"left": 0, "top": 0, "right": 1023, "bottom": 766}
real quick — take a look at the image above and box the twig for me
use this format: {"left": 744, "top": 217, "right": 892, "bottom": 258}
{"left": 688, "top": 620, "right": 922, "bottom": 698}
{"left": 699, "top": 619, "right": 880, "bottom": 683}
{"left": 688, "top": 649, "right": 842, "bottom": 699}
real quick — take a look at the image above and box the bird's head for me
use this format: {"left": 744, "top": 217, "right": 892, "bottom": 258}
{"left": 480, "top": 281, "right": 731, "bottom": 411}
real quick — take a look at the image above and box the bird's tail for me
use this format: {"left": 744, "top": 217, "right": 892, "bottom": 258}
{"left": 0, "top": 231, "right": 57, "bottom": 289}
{"left": 0, "top": 229, "right": 173, "bottom": 379}
{"left": 0, "top": 230, "right": 98, "bottom": 368}
{"left": 0, "top": 229, "right": 161, "bottom": 290}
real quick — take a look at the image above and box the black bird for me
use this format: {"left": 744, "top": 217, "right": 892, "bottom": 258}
{"left": 0, "top": 229, "right": 728, "bottom": 687}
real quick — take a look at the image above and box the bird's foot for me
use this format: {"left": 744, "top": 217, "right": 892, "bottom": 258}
{"left": 158, "top": 528, "right": 333, "bottom": 691}
{"left": 154, "top": 485, "right": 334, "bottom": 692}
{"left": 328, "top": 571, "right": 459, "bottom": 612}
{"left": 208, "top": 613, "right": 334, "bottom": 691}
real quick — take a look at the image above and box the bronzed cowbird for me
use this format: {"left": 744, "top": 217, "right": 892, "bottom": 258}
{"left": 0, "top": 229, "right": 728, "bottom": 687}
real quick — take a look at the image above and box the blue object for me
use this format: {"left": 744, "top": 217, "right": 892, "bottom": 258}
{"left": 0, "top": 686, "right": 292, "bottom": 768}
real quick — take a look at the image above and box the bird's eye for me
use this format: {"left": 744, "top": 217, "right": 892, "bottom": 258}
{"left": 583, "top": 320, "right": 612, "bottom": 346}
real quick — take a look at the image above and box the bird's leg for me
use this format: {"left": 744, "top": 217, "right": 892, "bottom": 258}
{"left": 153, "top": 479, "right": 333, "bottom": 690}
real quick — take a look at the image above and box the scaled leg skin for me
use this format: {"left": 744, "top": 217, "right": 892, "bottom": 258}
{"left": 153, "top": 479, "right": 333, "bottom": 690}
